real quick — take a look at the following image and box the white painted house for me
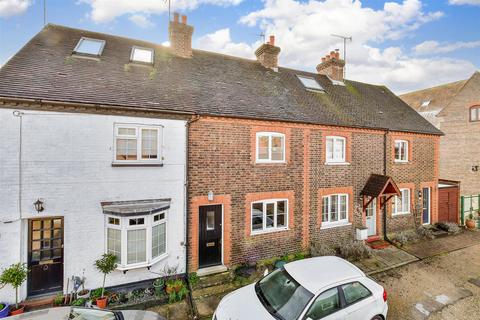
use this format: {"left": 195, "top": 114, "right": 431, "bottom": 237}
{"left": 0, "top": 22, "right": 195, "bottom": 303}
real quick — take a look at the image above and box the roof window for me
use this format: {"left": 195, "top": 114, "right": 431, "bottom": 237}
{"left": 131, "top": 46, "right": 154, "bottom": 64}
{"left": 73, "top": 37, "right": 106, "bottom": 56}
{"left": 327, "top": 75, "right": 345, "bottom": 86}
{"left": 297, "top": 75, "right": 324, "bottom": 91}
{"left": 421, "top": 100, "right": 431, "bottom": 107}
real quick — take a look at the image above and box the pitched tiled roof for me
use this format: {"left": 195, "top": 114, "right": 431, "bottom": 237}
{"left": 0, "top": 24, "right": 442, "bottom": 135}
{"left": 361, "top": 174, "right": 400, "bottom": 197}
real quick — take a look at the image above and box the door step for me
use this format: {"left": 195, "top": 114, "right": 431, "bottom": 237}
{"left": 367, "top": 239, "right": 390, "bottom": 250}
{"left": 366, "top": 235, "right": 381, "bottom": 243}
{"left": 197, "top": 265, "right": 228, "bottom": 277}
{"left": 24, "top": 294, "right": 58, "bottom": 310}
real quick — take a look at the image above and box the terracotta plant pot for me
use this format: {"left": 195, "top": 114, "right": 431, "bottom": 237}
{"left": 466, "top": 219, "right": 476, "bottom": 229}
{"left": 9, "top": 305, "right": 25, "bottom": 316}
{"left": 96, "top": 297, "right": 107, "bottom": 309}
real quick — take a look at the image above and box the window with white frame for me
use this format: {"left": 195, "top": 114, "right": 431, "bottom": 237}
{"left": 256, "top": 132, "right": 285, "bottom": 163}
{"left": 106, "top": 212, "right": 167, "bottom": 269}
{"left": 131, "top": 46, "right": 154, "bottom": 64}
{"left": 470, "top": 106, "right": 480, "bottom": 122}
{"left": 114, "top": 124, "right": 162, "bottom": 163}
{"left": 322, "top": 194, "right": 348, "bottom": 225}
{"left": 73, "top": 37, "right": 106, "bottom": 56}
{"left": 394, "top": 140, "right": 409, "bottom": 162}
{"left": 326, "top": 136, "right": 346, "bottom": 163}
{"left": 392, "top": 188, "right": 410, "bottom": 215}
{"left": 251, "top": 199, "right": 288, "bottom": 233}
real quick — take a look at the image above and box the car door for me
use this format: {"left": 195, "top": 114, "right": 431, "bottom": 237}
{"left": 301, "top": 287, "right": 348, "bottom": 320}
{"left": 341, "top": 281, "right": 377, "bottom": 320}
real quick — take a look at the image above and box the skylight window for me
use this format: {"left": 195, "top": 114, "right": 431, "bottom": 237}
{"left": 73, "top": 37, "right": 106, "bottom": 56}
{"left": 421, "top": 100, "right": 431, "bottom": 107}
{"left": 297, "top": 75, "right": 324, "bottom": 91}
{"left": 131, "top": 46, "right": 154, "bottom": 64}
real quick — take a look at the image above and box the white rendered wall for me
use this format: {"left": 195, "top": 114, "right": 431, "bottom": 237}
{"left": 0, "top": 107, "right": 187, "bottom": 303}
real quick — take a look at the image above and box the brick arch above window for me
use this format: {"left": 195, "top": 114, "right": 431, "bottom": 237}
{"left": 470, "top": 105, "right": 480, "bottom": 122}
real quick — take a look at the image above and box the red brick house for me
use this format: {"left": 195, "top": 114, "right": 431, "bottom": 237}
{"left": 0, "top": 15, "right": 442, "bottom": 279}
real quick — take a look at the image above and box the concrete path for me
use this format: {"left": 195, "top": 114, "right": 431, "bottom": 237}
{"left": 353, "top": 245, "right": 419, "bottom": 275}
{"left": 401, "top": 229, "right": 480, "bottom": 259}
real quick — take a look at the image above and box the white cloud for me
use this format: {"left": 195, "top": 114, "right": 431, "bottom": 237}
{"left": 0, "top": 0, "right": 31, "bottom": 17}
{"left": 413, "top": 40, "right": 480, "bottom": 55}
{"left": 79, "top": 0, "right": 243, "bottom": 23}
{"left": 448, "top": 0, "right": 480, "bottom": 6}
{"left": 129, "top": 14, "right": 155, "bottom": 28}
{"left": 196, "top": 28, "right": 257, "bottom": 59}
{"left": 195, "top": 0, "right": 477, "bottom": 92}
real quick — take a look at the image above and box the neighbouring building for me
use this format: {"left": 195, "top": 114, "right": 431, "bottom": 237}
{"left": 400, "top": 72, "right": 480, "bottom": 196}
{"left": 0, "top": 12, "right": 441, "bottom": 303}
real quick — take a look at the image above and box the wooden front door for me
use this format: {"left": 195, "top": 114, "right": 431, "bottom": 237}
{"left": 198, "top": 205, "right": 222, "bottom": 268}
{"left": 28, "top": 218, "right": 64, "bottom": 296}
{"left": 439, "top": 186, "right": 459, "bottom": 223}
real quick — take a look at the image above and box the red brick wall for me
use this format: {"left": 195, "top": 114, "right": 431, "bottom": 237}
{"left": 188, "top": 116, "right": 439, "bottom": 271}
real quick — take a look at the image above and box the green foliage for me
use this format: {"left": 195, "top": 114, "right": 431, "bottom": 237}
{"left": 94, "top": 254, "right": 117, "bottom": 299}
{"left": 167, "top": 285, "right": 188, "bottom": 304}
{"left": 188, "top": 273, "right": 198, "bottom": 286}
{"left": 0, "top": 263, "right": 28, "bottom": 309}
{"left": 153, "top": 278, "right": 165, "bottom": 296}
{"left": 53, "top": 293, "right": 64, "bottom": 306}
{"left": 294, "top": 252, "right": 306, "bottom": 261}
{"left": 71, "top": 298, "right": 86, "bottom": 306}
{"left": 90, "top": 288, "right": 103, "bottom": 300}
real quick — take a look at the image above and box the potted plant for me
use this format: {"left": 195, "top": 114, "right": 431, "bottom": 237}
{"left": 0, "top": 303, "right": 9, "bottom": 318}
{"left": 465, "top": 213, "right": 476, "bottom": 229}
{"left": 152, "top": 278, "right": 165, "bottom": 296}
{"left": 0, "top": 263, "right": 28, "bottom": 315}
{"left": 93, "top": 254, "right": 117, "bottom": 309}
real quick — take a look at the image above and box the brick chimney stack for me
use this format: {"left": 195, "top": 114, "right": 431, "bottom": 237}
{"left": 169, "top": 12, "right": 194, "bottom": 58}
{"left": 255, "top": 35, "right": 281, "bottom": 69}
{"left": 316, "top": 49, "right": 345, "bottom": 81}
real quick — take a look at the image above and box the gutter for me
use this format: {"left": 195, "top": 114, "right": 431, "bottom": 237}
{"left": 383, "top": 129, "right": 392, "bottom": 243}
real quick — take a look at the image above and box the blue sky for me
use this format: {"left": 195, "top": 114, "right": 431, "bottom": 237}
{"left": 1, "top": 0, "right": 479, "bottom": 93}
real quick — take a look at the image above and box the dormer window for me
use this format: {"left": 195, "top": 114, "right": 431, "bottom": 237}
{"left": 131, "top": 46, "right": 154, "bottom": 64}
{"left": 73, "top": 37, "right": 105, "bottom": 56}
{"left": 297, "top": 75, "right": 324, "bottom": 92}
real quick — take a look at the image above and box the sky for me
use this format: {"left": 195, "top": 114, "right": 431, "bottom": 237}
{"left": 0, "top": 0, "right": 479, "bottom": 94}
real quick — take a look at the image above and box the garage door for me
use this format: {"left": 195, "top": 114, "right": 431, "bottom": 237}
{"left": 438, "top": 186, "right": 459, "bottom": 223}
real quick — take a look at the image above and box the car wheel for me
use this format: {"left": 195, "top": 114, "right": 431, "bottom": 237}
{"left": 371, "top": 316, "right": 383, "bottom": 320}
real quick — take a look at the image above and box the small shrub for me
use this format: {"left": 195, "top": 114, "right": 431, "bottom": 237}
{"left": 294, "top": 252, "right": 306, "bottom": 261}
{"left": 391, "top": 229, "right": 419, "bottom": 246}
{"left": 71, "top": 298, "right": 86, "bottom": 306}
{"left": 310, "top": 242, "right": 336, "bottom": 257}
{"left": 188, "top": 273, "right": 198, "bottom": 287}
{"left": 435, "top": 222, "right": 461, "bottom": 234}
{"left": 338, "top": 241, "right": 372, "bottom": 261}
{"left": 53, "top": 293, "right": 64, "bottom": 306}
{"left": 416, "top": 226, "right": 435, "bottom": 240}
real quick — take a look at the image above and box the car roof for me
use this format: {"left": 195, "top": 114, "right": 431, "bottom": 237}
{"left": 284, "top": 256, "right": 365, "bottom": 293}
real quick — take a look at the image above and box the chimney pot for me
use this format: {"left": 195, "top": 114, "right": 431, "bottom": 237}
{"left": 326, "top": 54, "right": 330, "bottom": 60}
{"left": 169, "top": 13, "right": 194, "bottom": 58}
{"left": 181, "top": 15, "right": 187, "bottom": 24}
{"left": 317, "top": 51, "right": 345, "bottom": 81}
{"left": 269, "top": 35, "right": 275, "bottom": 46}
{"left": 321, "top": 57, "right": 326, "bottom": 62}
{"left": 173, "top": 12, "right": 179, "bottom": 22}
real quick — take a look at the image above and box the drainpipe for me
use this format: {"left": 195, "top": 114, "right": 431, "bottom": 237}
{"left": 383, "top": 130, "right": 391, "bottom": 242}
{"left": 184, "top": 114, "right": 200, "bottom": 319}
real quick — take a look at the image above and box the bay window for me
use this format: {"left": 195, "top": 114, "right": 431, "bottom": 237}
{"left": 106, "top": 211, "right": 167, "bottom": 269}
{"left": 392, "top": 188, "right": 410, "bottom": 215}
{"left": 322, "top": 194, "right": 348, "bottom": 226}
{"left": 251, "top": 199, "right": 288, "bottom": 233}
{"left": 114, "top": 124, "right": 162, "bottom": 164}
{"left": 256, "top": 132, "right": 285, "bottom": 163}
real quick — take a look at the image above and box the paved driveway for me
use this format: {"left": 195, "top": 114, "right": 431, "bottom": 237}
{"left": 372, "top": 238, "right": 480, "bottom": 319}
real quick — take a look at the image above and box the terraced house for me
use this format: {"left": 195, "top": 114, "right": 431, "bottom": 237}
{"left": 0, "top": 14, "right": 441, "bottom": 302}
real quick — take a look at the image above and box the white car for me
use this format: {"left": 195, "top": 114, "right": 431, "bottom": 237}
{"left": 8, "top": 306, "right": 164, "bottom": 320}
{"left": 214, "top": 256, "right": 388, "bottom": 320}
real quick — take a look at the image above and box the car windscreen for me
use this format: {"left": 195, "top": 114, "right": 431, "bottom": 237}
{"left": 255, "top": 268, "right": 314, "bottom": 320}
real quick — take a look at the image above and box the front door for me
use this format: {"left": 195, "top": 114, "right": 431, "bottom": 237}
{"left": 198, "top": 205, "right": 222, "bottom": 268}
{"left": 28, "top": 218, "right": 64, "bottom": 296}
{"left": 422, "top": 187, "right": 431, "bottom": 225}
{"left": 365, "top": 200, "right": 376, "bottom": 236}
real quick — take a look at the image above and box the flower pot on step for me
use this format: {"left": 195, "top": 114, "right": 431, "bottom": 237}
{"left": 96, "top": 297, "right": 107, "bottom": 309}
{"left": 0, "top": 303, "right": 9, "bottom": 318}
{"left": 466, "top": 219, "right": 476, "bottom": 230}
{"left": 9, "top": 305, "right": 25, "bottom": 316}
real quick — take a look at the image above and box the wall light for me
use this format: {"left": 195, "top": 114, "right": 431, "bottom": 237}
{"left": 34, "top": 198, "right": 44, "bottom": 213}
{"left": 207, "top": 191, "right": 214, "bottom": 201}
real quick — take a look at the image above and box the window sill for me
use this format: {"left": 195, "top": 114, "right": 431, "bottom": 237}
{"left": 250, "top": 227, "right": 289, "bottom": 236}
{"left": 324, "top": 162, "right": 350, "bottom": 166}
{"left": 112, "top": 161, "right": 164, "bottom": 167}
{"left": 116, "top": 253, "right": 169, "bottom": 272}
{"left": 255, "top": 161, "right": 287, "bottom": 165}
{"left": 394, "top": 161, "right": 409, "bottom": 165}
{"left": 392, "top": 212, "right": 410, "bottom": 217}
{"left": 321, "top": 222, "right": 351, "bottom": 230}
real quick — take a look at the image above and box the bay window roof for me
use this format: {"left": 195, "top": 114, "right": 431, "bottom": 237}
{"left": 101, "top": 199, "right": 171, "bottom": 217}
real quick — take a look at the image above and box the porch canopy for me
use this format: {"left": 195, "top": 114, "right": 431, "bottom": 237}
{"left": 101, "top": 199, "right": 171, "bottom": 217}
{"left": 360, "top": 174, "right": 401, "bottom": 210}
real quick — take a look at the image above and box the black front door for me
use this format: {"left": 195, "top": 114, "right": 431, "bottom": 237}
{"left": 199, "top": 205, "right": 222, "bottom": 268}
{"left": 28, "top": 218, "right": 64, "bottom": 296}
